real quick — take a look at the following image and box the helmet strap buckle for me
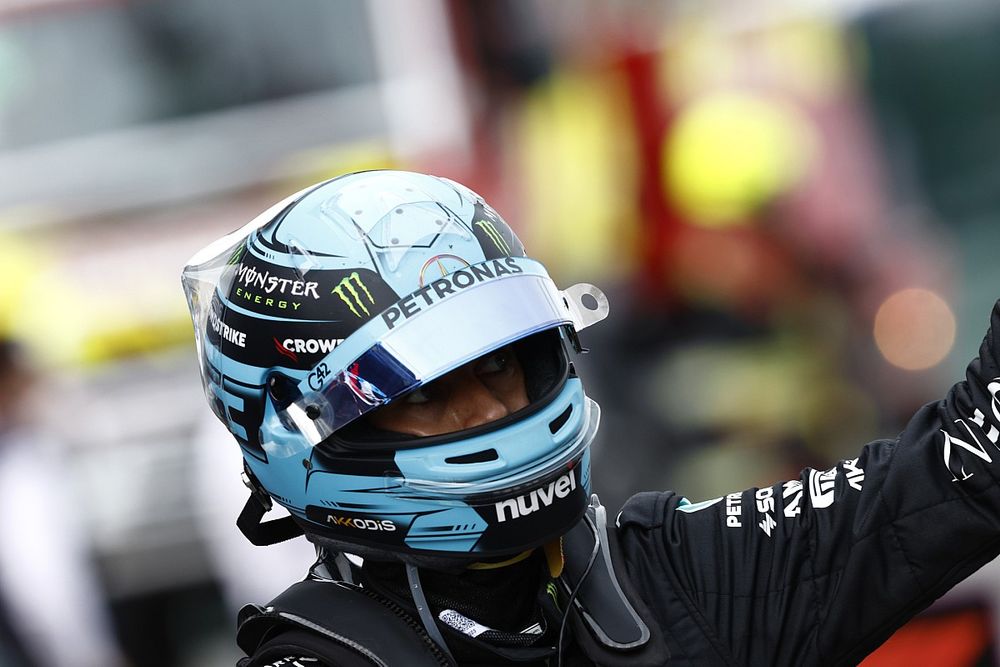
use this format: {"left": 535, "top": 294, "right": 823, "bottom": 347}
{"left": 241, "top": 465, "right": 273, "bottom": 511}
{"left": 237, "top": 464, "right": 305, "bottom": 546}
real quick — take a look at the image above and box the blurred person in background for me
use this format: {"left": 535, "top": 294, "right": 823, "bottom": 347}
{"left": 182, "top": 170, "right": 1000, "bottom": 666}
{"left": 0, "top": 341, "right": 35, "bottom": 667}
{"left": 0, "top": 340, "right": 124, "bottom": 667}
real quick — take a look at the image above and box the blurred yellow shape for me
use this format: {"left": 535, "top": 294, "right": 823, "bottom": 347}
{"left": 0, "top": 227, "right": 195, "bottom": 367}
{"left": 874, "top": 289, "right": 956, "bottom": 371}
{"left": 517, "top": 68, "right": 638, "bottom": 283}
{"left": 0, "top": 229, "right": 46, "bottom": 340}
{"left": 664, "top": 91, "right": 816, "bottom": 227}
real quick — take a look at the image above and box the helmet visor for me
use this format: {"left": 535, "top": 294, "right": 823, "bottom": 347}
{"left": 277, "top": 257, "right": 607, "bottom": 455}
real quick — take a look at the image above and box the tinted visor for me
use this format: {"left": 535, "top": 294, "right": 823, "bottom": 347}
{"left": 276, "top": 257, "right": 607, "bottom": 455}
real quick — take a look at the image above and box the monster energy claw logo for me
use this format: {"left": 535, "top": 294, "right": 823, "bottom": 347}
{"left": 226, "top": 245, "right": 246, "bottom": 265}
{"left": 333, "top": 272, "right": 375, "bottom": 317}
{"left": 475, "top": 220, "right": 511, "bottom": 255}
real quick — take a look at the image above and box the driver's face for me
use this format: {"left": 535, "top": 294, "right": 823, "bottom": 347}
{"left": 366, "top": 346, "right": 529, "bottom": 437}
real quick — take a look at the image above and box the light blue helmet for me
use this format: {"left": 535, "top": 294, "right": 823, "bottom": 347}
{"left": 182, "top": 170, "right": 609, "bottom": 563}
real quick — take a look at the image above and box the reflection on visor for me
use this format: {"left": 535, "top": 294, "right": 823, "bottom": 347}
{"left": 277, "top": 258, "right": 608, "bottom": 453}
{"left": 284, "top": 344, "right": 417, "bottom": 446}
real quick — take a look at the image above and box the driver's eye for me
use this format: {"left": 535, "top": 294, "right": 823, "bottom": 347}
{"left": 477, "top": 349, "right": 510, "bottom": 375}
{"left": 401, "top": 386, "right": 431, "bottom": 405}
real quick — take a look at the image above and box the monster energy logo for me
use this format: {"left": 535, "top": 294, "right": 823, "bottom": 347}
{"left": 546, "top": 581, "right": 560, "bottom": 611}
{"left": 332, "top": 272, "right": 375, "bottom": 317}
{"left": 475, "top": 220, "right": 511, "bottom": 255}
{"left": 226, "top": 245, "right": 245, "bottom": 265}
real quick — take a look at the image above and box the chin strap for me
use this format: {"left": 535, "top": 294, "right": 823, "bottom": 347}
{"left": 236, "top": 467, "right": 304, "bottom": 546}
{"left": 406, "top": 563, "right": 456, "bottom": 665}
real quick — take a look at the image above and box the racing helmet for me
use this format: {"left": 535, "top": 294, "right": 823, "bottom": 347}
{"left": 182, "top": 171, "right": 609, "bottom": 564}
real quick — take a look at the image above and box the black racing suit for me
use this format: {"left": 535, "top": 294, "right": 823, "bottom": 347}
{"left": 243, "top": 302, "right": 1000, "bottom": 666}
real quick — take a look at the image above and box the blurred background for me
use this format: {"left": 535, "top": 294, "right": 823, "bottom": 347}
{"left": 0, "top": 0, "right": 998, "bottom": 664}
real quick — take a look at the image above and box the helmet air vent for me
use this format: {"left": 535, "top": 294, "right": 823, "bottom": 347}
{"left": 444, "top": 449, "right": 499, "bottom": 464}
{"left": 549, "top": 405, "right": 573, "bottom": 434}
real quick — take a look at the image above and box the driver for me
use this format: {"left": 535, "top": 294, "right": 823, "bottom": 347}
{"left": 182, "top": 170, "right": 1000, "bottom": 666}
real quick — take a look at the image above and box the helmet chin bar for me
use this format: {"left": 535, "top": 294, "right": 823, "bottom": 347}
{"left": 300, "top": 481, "right": 591, "bottom": 575}
{"left": 296, "top": 451, "right": 590, "bottom": 565}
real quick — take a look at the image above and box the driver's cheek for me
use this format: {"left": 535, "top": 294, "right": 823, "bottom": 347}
{"left": 482, "top": 369, "right": 529, "bottom": 416}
